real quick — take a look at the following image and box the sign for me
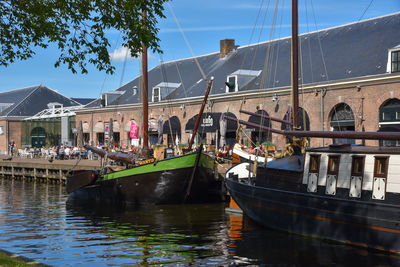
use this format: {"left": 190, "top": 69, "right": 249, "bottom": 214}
{"left": 201, "top": 115, "right": 214, "bottom": 127}
{"left": 130, "top": 121, "right": 139, "bottom": 139}
{"left": 138, "top": 158, "right": 155, "bottom": 165}
{"left": 105, "top": 123, "right": 109, "bottom": 140}
{"left": 0, "top": 126, "right": 3, "bottom": 135}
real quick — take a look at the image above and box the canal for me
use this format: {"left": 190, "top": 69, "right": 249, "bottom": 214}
{"left": 0, "top": 178, "right": 399, "bottom": 266}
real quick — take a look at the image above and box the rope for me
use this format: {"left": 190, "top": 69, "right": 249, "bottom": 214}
{"left": 358, "top": 0, "right": 374, "bottom": 21}
{"left": 167, "top": 2, "right": 206, "bottom": 80}
{"left": 66, "top": 148, "right": 90, "bottom": 175}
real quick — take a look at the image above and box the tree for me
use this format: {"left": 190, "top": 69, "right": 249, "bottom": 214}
{"left": 0, "top": 0, "right": 168, "bottom": 74}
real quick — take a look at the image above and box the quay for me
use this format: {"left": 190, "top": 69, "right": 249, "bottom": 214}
{"left": 0, "top": 154, "right": 232, "bottom": 187}
{"left": 0, "top": 155, "right": 100, "bottom": 184}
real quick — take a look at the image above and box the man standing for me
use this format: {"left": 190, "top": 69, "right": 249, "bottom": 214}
{"left": 9, "top": 139, "right": 15, "bottom": 156}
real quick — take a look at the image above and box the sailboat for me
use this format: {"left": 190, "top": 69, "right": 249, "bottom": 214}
{"left": 66, "top": 11, "right": 223, "bottom": 206}
{"left": 224, "top": 0, "right": 400, "bottom": 254}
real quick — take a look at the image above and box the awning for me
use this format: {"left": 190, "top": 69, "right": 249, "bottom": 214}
{"left": 124, "top": 120, "right": 138, "bottom": 132}
{"left": 113, "top": 121, "right": 120, "bottom": 132}
{"left": 185, "top": 112, "right": 237, "bottom": 133}
{"left": 149, "top": 118, "right": 158, "bottom": 132}
{"left": 93, "top": 122, "right": 104, "bottom": 133}
{"left": 82, "top": 122, "right": 90, "bottom": 133}
{"left": 163, "top": 116, "right": 181, "bottom": 134}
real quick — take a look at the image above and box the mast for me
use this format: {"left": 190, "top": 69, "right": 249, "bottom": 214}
{"left": 291, "top": 0, "right": 299, "bottom": 129}
{"left": 188, "top": 77, "right": 214, "bottom": 150}
{"left": 142, "top": 9, "right": 149, "bottom": 151}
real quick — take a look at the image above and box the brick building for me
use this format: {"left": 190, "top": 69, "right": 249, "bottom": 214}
{"left": 74, "top": 13, "right": 400, "bottom": 151}
{"left": 0, "top": 85, "right": 81, "bottom": 154}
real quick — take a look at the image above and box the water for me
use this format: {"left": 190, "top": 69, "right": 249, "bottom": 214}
{"left": 0, "top": 178, "right": 399, "bottom": 266}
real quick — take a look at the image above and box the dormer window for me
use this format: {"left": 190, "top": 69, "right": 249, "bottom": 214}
{"left": 0, "top": 103, "right": 13, "bottom": 113}
{"left": 101, "top": 91, "right": 124, "bottom": 107}
{"left": 392, "top": 50, "right": 400, "bottom": 73}
{"left": 387, "top": 46, "right": 400, "bottom": 73}
{"left": 225, "top": 69, "right": 261, "bottom": 93}
{"left": 152, "top": 87, "right": 160, "bottom": 102}
{"left": 152, "top": 82, "right": 181, "bottom": 102}
{"left": 225, "top": 76, "right": 237, "bottom": 92}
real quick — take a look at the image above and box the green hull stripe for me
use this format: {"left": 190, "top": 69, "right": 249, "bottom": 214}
{"left": 101, "top": 153, "right": 199, "bottom": 181}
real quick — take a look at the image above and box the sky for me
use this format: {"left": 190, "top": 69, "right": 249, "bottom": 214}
{"left": 0, "top": 0, "right": 399, "bottom": 99}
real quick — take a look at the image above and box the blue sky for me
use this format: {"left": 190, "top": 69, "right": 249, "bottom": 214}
{"left": 0, "top": 0, "right": 399, "bottom": 99}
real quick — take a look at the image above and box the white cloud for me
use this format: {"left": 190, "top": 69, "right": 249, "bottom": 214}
{"left": 109, "top": 46, "right": 135, "bottom": 62}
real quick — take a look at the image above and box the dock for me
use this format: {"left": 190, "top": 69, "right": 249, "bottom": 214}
{"left": 0, "top": 155, "right": 100, "bottom": 184}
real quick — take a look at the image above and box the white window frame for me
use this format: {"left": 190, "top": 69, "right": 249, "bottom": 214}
{"left": 152, "top": 87, "right": 160, "bottom": 102}
{"left": 226, "top": 75, "right": 238, "bottom": 93}
{"left": 387, "top": 47, "right": 400, "bottom": 73}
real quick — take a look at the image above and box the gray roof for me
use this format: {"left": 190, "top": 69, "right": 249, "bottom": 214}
{"left": 87, "top": 12, "right": 400, "bottom": 108}
{"left": 0, "top": 85, "right": 80, "bottom": 117}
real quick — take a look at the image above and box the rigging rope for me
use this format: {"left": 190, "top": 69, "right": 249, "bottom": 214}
{"left": 167, "top": 2, "right": 206, "bottom": 80}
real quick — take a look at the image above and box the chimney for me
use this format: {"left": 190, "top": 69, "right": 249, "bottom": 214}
{"left": 220, "top": 39, "right": 235, "bottom": 58}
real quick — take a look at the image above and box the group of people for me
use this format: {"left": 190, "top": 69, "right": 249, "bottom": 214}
{"left": 217, "top": 144, "right": 232, "bottom": 158}
{"left": 246, "top": 144, "right": 268, "bottom": 156}
{"left": 38, "top": 145, "right": 83, "bottom": 160}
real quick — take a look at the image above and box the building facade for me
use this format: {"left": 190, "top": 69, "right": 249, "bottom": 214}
{"left": 74, "top": 13, "right": 400, "bottom": 151}
{"left": 0, "top": 85, "right": 81, "bottom": 154}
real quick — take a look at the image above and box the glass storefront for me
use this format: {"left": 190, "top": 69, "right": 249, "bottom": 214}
{"left": 22, "top": 117, "right": 76, "bottom": 148}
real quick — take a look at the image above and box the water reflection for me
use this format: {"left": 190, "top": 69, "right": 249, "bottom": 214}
{"left": 0, "top": 178, "right": 399, "bottom": 266}
{"left": 65, "top": 201, "right": 232, "bottom": 265}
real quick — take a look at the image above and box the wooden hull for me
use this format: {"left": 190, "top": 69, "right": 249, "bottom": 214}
{"left": 68, "top": 152, "right": 223, "bottom": 205}
{"left": 226, "top": 155, "right": 400, "bottom": 254}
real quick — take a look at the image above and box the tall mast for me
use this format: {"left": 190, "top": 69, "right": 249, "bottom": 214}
{"left": 291, "top": 0, "right": 299, "bottom": 129}
{"left": 142, "top": 9, "right": 149, "bottom": 150}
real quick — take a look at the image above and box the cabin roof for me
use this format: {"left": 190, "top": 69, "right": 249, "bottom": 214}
{"left": 87, "top": 12, "right": 400, "bottom": 108}
{"left": 307, "top": 145, "right": 400, "bottom": 155}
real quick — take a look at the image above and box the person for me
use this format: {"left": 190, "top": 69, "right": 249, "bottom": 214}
{"left": 58, "top": 145, "right": 65, "bottom": 160}
{"left": 72, "top": 146, "right": 79, "bottom": 158}
{"left": 217, "top": 146, "right": 224, "bottom": 158}
{"left": 8, "top": 139, "right": 15, "bottom": 156}
{"left": 248, "top": 145, "right": 256, "bottom": 154}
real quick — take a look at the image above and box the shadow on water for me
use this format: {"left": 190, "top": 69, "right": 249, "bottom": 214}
{"left": 229, "top": 214, "right": 400, "bottom": 266}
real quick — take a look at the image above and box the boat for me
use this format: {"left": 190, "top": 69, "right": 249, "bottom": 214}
{"left": 224, "top": 0, "right": 400, "bottom": 254}
{"left": 66, "top": 11, "right": 223, "bottom": 206}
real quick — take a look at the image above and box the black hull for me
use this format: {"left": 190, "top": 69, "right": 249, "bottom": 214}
{"left": 227, "top": 177, "right": 400, "bottom": 254}
{"left": 70, "top": 164, "right": 222, "bottom": 205}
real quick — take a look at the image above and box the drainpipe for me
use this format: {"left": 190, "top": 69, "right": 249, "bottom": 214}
{"left": 91, "top": 112, "right": 94, "bottom": 146}
{"left": 6, "top": 119, "right": 9, "bottom": 155}
{"left": 321, "top": 88, "right": 327, "bottom": 146}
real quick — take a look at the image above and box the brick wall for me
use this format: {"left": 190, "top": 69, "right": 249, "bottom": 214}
{"left": 74, "top": 79, "right": 400, "bottom": 152}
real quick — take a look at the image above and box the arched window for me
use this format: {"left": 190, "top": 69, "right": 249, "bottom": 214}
{"left": 247, "top": 109, "right": 272, "bottom": 145}
{"left": 379, "top": 98, "right": 400, "bottom": 147}
{"left": 281, "top": 107, "right": 310, "bottom": 131}
{"left": 330, "top": 103, "right": 355, "bottom": 144}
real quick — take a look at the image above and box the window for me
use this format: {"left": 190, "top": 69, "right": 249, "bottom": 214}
{"left": 327, "top": 155, "right": 340, "bottom": 175}
{"left": 309, "top": 154, "right": 321, "bottom": 173}
{"left": 152, "top": 87, "right": 160, "bottom": 102}
{"left": 226, "top": 76, "right": 237, "bottom": 92}
{"left": 374, "top": 157, "right": 389, "bottom": 178}
{"left": 392, "top": 50, "right": 400, "bottom": 73}
{"left": 351, "top": 156, "right": 365, "bottom": 176}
